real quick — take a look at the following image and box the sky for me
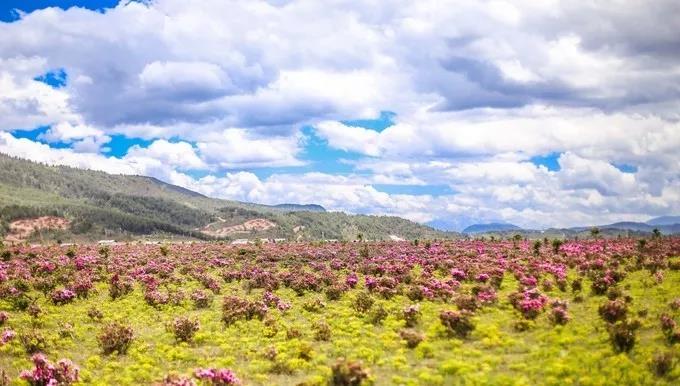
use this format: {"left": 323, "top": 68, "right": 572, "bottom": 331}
{"left": 1, "top": 0, "right": 679, "bottom": 231}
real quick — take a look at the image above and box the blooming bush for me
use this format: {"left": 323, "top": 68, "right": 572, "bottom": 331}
{"left": 191, "top": 289, "right": 212, "bottom": 309}
{"left": 19, "top": 354, "right": 79, "bottom": 386}
{"left": 549, "top": 300, "right": 570, "bottom": 325}
{"left": 50, "top": 288, "right": 76, "bottom": 305}
{"left": 511, "top": 289, "right": 548, "bottom": 319}
{"left": 222, "top": 296, "right": 267, "bottom": 325}
{"left": 1, "top": 329, "right": 15, "bottom": 345}
{"left": 194, "top": 368, "right": 240, "bottom": 385}
{"left": 109, "top": 274, "right": 134, "bottom": 300}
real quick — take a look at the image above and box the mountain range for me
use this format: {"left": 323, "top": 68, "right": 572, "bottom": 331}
{"left": 457, "top": 217, "right": 680, "bottom": 236}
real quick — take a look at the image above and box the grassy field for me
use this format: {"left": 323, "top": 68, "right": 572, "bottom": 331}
{"left": 1, "top": 239, "right": 679, "bottom": 385}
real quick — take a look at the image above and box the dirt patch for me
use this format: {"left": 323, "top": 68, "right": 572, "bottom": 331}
{"left": 4, "top": 216, "right": 71, "bottom": 244}
{"left": 200, "top": 218, "right": 276, "bottom": 237}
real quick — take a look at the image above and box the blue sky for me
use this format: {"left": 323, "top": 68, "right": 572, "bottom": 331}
{"left": 1, "top": 0, "right": 679, "bottom": 230}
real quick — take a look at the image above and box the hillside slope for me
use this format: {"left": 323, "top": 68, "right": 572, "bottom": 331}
{"left": 0, "top": 153, "right": 451, "bottom": 243}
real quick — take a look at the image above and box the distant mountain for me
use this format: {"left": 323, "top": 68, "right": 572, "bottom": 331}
{"left": 570, "top": 221, "right": 680, "bottom": 235}
{"left": 270, "top": 203, "right": 326, "bottom": 212}
{"left": 647, "top": 216, "right": 680, "bottom": 226}
{"left": 463, "top": 223, "right": 522, "bottom": 234}
{"left": 0, "top": 153, "right": 450, "bottom": 243}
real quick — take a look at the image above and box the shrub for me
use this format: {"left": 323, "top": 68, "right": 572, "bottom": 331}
{"left": 98, "top": 322, "right": 134, "bottom": 355}
{"left": 325, "top": 283, "right": 347, "bottom": 301}
{"left": 330, "top": 358, "right": 369, "bottom": 386}
{"left": 368, "top": 303, "right": 388, "bottom": 325}
{"left": 549, "top": 300, "right": 570, "bottom": 325}
{"left": 19, "top": 354, "right": 79, "bottom": 386}
{"left": 455, "top": 294, "right": 479, "bottom": 312}
{"left": 440, "top": 310, "right": 475, "bottom": 338}
{"left": 608, "top": 319, "right": 640, "bottom": 353}
{"left": 651, "top": 352, "right": 675, "bottom": 377}
{"left": 58, "top": 322, "right": 75, "bottom": 339}
{"left": 0, "top": 312, "right": 8, "bottom": 326}
{"left": 109, "top": 274, "right": 134, "bottom": 300}
{"left": 191, "top": 289, "right": 212, "bottom": 309}
{"left": 194, "top": 368, "right": 241, "bottom": 385}
{"left": 222, "top": 296, "right": 267, "bottom": 325}
{"left": 302, "top": 297, "right": 327, "bottom": 313}
{"left": 352, "top": 291, "right": 374, "bottom": 314}
{"left": 171, "top": 316, "right": 200, "bottom": 343}
{"left": 512, "top": 289, "right": 548, "bottom": 319}
{"left": 27, "top": 303, "right": 42, "bottom": 319}
{"left": 20, "top": 331, "right": 48, "bottom": 354}
{"left": 144, "top": 289, "right": 170, "bottom": 307}
{"left": 399, "top": 329, "right": 424, "bottom": 348}
{"left": 313, "top": 319, "right": 332, "bottom": 341}
{"left": 51, "top": 288, "right": 77, "bottom": 305}
{"left": 1, "top": 329, "right": 15, "bottom": 345}
{"left": 402, "top": 304, "right": 421, "bottom": 327}
{"left": 598, "top": 299, "right": 628, "bottom": 324}
{"left": 87, "top": 307, "right": 104, "bottom": 321}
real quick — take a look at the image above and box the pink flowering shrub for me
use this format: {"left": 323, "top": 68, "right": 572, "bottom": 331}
{"left": 109, "top": 274, "right": 134, "bottom": 300}
{"left": 194, "top": 368, "right": 241, "bottom": 385}
{"left": 50, "top": 288, "right": 76, "bottom": 305}
{"left": 511, "top": 289, "right": 549, "bottom": 319}
{"left": 549, "top": 300, "right": 570, "bottom": 325}
{"left": 1, "top": 329, "right": 15, "bottom": 345}
{"left": 450, "top": 268, "right": 466, "bottom": 281}
{"left": 19, "top": 353, "right": 79, "bottom": 386}
{"left": 191, "top": 290, "right": 212, "bottom": 309}
{"left": 222, "top": 296, "right": 267, "bottom": 325}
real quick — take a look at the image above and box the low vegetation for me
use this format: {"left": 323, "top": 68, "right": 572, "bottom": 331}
{"left": 0, "top": 237, "right": 679, "bottom": 384}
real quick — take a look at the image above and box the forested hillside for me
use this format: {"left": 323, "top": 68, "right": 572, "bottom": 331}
{"left": 0, "top": 154, "right": 451, "bottom": 243}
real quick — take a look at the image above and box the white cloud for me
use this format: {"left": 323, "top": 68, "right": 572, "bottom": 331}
{"left": 196, "top": 129, "right": 304, "bottom": 168}
{"left": 0, "top": 0, "right": 679, "bottom": 229}
{"left": 125, "top": 139, "right": 206, "bottom": 170}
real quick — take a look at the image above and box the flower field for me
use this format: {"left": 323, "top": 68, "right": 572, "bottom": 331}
{"left": 1, "top": 238, "right": 680, "bottom": 385}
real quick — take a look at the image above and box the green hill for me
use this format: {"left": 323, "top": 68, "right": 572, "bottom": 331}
{"left": 0, "top": 153, "right": 452, "bottom": 243}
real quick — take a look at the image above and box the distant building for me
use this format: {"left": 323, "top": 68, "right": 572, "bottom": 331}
{"left": 231, "top": 239, "right": 250, "bottom": 245}
{"left": 98, "top": 240, "right": 116, "bottom": 245}
{"left": 389, "top": 235, "right": 405, "bottom": 241}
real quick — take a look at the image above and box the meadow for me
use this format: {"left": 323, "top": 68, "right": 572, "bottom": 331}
{"left": 1, "top": 237, "right": 679, "bottom": 385}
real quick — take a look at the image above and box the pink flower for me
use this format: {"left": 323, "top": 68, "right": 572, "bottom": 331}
{"left": 1, "top": 329, "right": 15, "bottom": 344}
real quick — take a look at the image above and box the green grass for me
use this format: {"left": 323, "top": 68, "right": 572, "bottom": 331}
{"left": 2, "top": 268, "right": 679, "bottom": 385}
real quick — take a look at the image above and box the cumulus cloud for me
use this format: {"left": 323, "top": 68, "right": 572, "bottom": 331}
{"left": 0, "top": 0, "right": 679, "bottom": 229}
